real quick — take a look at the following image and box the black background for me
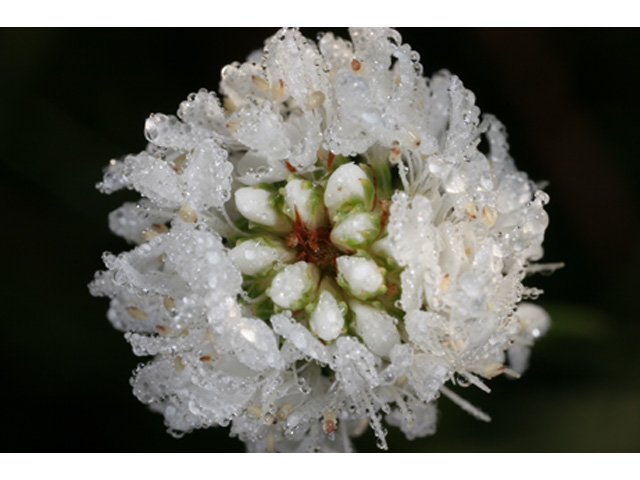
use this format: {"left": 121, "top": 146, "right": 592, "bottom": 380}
{"left": 1, "top": 28, "right": 639, "bottom": 452}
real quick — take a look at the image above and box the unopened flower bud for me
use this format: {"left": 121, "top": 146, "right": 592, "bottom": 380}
{"left": 267, "top": 261, "right": 320, "bottom": 310}
{"left": 336, "top": 255, "right": 387, "bottom": 300}
{"left": 235, "top": 186, "right": 292, "bottom": 232}
{"left": 309, "top": 279, "right": 346, "bottom": 342}
{"left": 230, "top": 237, "right": 295, "bottom": 277}
{"left": 323, "top": 162, "right": 374, "bottom": 216}
{"left": 330, "top": 210, "right": 381, "bottom": 252}
{"left": 282, "top": 176, "right": 327, "bottom": 229}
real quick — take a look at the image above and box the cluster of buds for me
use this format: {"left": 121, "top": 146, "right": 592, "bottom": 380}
{"left": 230, "top": 155, "right": 400, "bottom": 350}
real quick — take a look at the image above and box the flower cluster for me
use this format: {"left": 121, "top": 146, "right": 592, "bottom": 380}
{"left": 90, "top": 28, "right": 554, "bottom": 452}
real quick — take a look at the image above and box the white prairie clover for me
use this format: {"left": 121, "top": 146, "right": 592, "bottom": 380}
{"left": 90, "top": 28, "right": 558, "bottom": 452}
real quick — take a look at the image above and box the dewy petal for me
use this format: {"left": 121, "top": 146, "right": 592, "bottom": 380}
{"left": 263, "top": 28, "right": 328, "bottom": 111}
{"left": 181, "top": 139, "right": 233, "bottom": 210}
{"left": 350, "top": 300, "right": 400, "bottom": 358}
{"left": 228, "top": 101, "right": 291, "bottom": 162}
{"left": 225, "top": 316, "right": 283, "bottom": 372}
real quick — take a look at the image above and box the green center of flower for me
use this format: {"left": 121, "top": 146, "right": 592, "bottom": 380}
{"left": 229, "top": 148, "right": 403, "bottom": 345}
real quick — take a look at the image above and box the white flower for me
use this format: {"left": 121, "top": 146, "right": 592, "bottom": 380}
{"left": 90, "top": 27, "right": 558, "bottom": 452}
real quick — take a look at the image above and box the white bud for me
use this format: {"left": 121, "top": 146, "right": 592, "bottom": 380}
{"left": 330, "top": 211, "right": 380, "bottom": 251}
{"left": 267, "top": 261, "right": 319, "bottom": 310}
{"left": 336, "top": 256, "right": 386, "bottom": 300}
{"left": 369, "top": 237, "right": 398, "bottom": 267}
{"left": 350, "top": 300, "right": 400, "bottom": 358}
{"left": 282, "top": 177, "right": 327, "bottom": 229}
{"left": 230, "top": 237, "right": 295, "bottom": 276}
{"left": 323, "top": 162, "right": 372, "bottom": 215}
{"left": 235, "top": 187, "right": 291, "bottom": 232}
{"left": 309, "top": 281, "right": 345, "bottom": 342}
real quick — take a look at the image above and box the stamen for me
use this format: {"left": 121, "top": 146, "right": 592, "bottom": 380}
{"left": 503, "top": 367, "right": 521, "bottom": 379}
{"left": 263, "top": 412, "right": 277, "bottom": 425}
{"left": 277, "top": 403, "right": 294, "bottom": 422}
{"left": 179, "top": 204, "right": 197, "bottom": 223}
{"left": 156, "top": 325, "right": 170, "bottom": 336}
{"left": 199, "top": 354, "right": 215, "bottom": 364}
{"left": 307, "top": 90, "right": 325, "bottom": 110}
{"left": 440, "top": 385, "right": 491, "bottom": 422}
{"left": 271, "top": 79, "right": 285, "bottom": 102}
{"left": 465, "top": 202, "right": 477, "bottom": 220}
{"left": 251, "top": 75, "right": 270, "bottom": 93}
{"left": 323, "top": 410, "right": 338, "bottom": 434}
{"left": 482, "top": 205, "right": 497, "bottom": 227}
{"left": 481, "top": 363, "right": 505, "bottom": 379}
{"left": 440, "top": 273, "right": 450, "bottom": 292}
{"left": 265, "top": 434, "right": 276, "bottom": 453}
{"left": 447, "top": 337, "right": 466, "bottom": 353}
{"left": 246, "top": 406, "right": 262, "bottom": 418}
{"left": 163, "top": 295, "right": 175, "bottom": 312}
{"left": 407, "top": 128, "right": 421, "bottom": 147}
{"left": 126, "top": 306, "right": 147, "bottom": 320}
{"left": 172, "top": 153, "right": 187, "bottom": 173}
{"left": 226, "top": 119, "right": 241, "bottom": 133}
{"left": 142, "top": 223, "right": 168, "bottom": 241}
{"left": 174, "top": 356, "right": 185, "bottom": 372}
{"left": 222, "top": 96, "right": 236, "bottom": 113}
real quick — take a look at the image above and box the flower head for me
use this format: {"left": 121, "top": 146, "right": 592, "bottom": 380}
{"left": 90, "top": 28, "right": 555, "bottom": 452}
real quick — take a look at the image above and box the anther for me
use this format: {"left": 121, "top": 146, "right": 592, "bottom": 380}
{"left": 172, "top": 153, "right": 187, "bottom": 173}
{"left": 307, "top": 90, "right": 325, "bottom": 110}
{"left": 174, "top": 356, "right": 185, "bottom": 372}
{"left": 156, "top": 325, "right": 170, "bottom": 336}
{"left": 246, "top": 406, "right": 262, "bottom": 418}
{"left": 277, "top": 403, "right": 294, "bottom": 422}
{"left": 482, "top": 363, "right": 505, "bottom": 379}
{"left": 251, "top": 75, "right": 270, "bottom": 93}
{"left": 163, "top": 295, "right": 175, "bottom": 312}
{"left": 482, "top": 205, "right": 497, "bottom": 227}
{"left": 465, "top": 202, "right": 477, "bottom": 220}
{"left": 389, "top": 144, "right": 402, "bottom": 165}
{"left": 271, "top": 79, "right": 285, "bottom": 102}
{"left": 449, "top": 337, "right": 466, "bottom": 353}
{"left": 440, "top": 273, "right": 450, "bottom": 292}
{"left": 225, "top": 119, "right": 241, "bottom": 133}
{"left": 142, "top": 228, "right": 159, "bottom": 241}
{"left": 323, "top": 410, "right": 338, "bottom": 434}
{"left": 126, "top": 306, "right": 147, "bottom": 320}
{"left": 142, "top": 223, "right": 168, "bottom": 241}
{"left": 179, "top": 204, "right": 197, "bottom": 223}
{"left": 199, "top": 354, "right": 215, "bottom": 364}
{"left": 222, "top": 96, "right": 236, "bottom": 113}
{"left": 263, "top": 412, "right": 277, "bottom": 425}
{"left": 407, "top": 129, "right": 421, "bottom": 147}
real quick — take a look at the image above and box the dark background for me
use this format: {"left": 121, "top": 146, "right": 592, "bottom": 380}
{"left": 1, "top": 28, "right": 638, "bottom": 452}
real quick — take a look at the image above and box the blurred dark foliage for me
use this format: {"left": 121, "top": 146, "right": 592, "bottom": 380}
{"left": 0, "top": 28, "right": 638, "bottom": 453}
